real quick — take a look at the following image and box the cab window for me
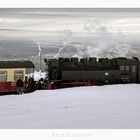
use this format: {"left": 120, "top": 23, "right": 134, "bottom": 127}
{"left": 125, "top": 65, "right": 130, "bottom": 72}
{"left": 132, "top": 65, "right": 136, "bottom": 73}
{"left": 120, "top": 65, "right": 124, "bottom": 71}
{"left": 14, "top": 71, "right": 24, "bottom": 81}
{"left": 0, "top": 71, "right": 7, "bottom": 81}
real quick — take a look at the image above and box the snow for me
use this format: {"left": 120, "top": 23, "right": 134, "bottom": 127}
{"left": 0, "top": 84, "right": 140, "bottom": 128}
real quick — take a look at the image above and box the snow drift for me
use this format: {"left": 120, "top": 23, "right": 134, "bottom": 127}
{"left": 0, "top": 84, "right": 140, "bottom": 128}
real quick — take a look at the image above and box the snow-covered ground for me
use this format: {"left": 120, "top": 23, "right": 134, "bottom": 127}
{"left": 0, "top": 84, "right": 140, "bottom": 129}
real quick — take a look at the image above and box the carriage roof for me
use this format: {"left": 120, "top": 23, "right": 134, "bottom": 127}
{"left": 0, "top": 61, "right": 35, "bottom": 68}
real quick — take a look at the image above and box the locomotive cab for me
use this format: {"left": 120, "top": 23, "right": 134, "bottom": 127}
{"left": 115, "top": 57, "right": 139, "bottom": 83}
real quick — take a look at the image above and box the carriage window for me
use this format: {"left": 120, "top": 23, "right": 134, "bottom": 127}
{"left": 0, "top": 71, "right": 7, "bottom": 81}
{"left": 132, "top": 65, "right": 136, "bottom": 73}
{"left": 14, "top": 71, "right": 24, "bottom": 81}
{"left": 125, "top": 65, "right": 130, "bottom": 72}
{"left": 26, "top": 68, "right": 34, "bottom": 75}
{"left": 120, "top": 65, "right": 124, "bottom": 71}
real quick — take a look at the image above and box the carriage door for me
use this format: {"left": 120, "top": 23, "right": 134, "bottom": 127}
{"left": 131, "top": 65, "right": 137, "bottom": 83}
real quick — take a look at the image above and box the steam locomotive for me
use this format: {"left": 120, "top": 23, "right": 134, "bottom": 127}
{"left": 44, "top": 57, "right": 140, "bottom": 89}
{"left": 1, "top": 57, "right": 139, "bottom": 93}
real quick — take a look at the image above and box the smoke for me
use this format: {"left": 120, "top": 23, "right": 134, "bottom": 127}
{"left": 37, "top": 19, "right": 136, "bottom": 59}
{"left": 53, "top": 29, "right": 74, "bottom": 58}
{"left": 63, "top": 29, "right": 73, "bottom": 43}
{"left": 73, "top": 18, "right": 133, "bottom": 58}
{"left": 84, "top": 19, "right": 110, "bottom": 33}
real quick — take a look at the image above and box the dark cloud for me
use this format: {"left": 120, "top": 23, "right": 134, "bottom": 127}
{"left": 0, "top": 8, "right": 140, "bottom": 18}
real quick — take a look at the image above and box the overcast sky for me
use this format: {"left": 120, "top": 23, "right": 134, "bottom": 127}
{"left": 0, "top": 8, "right": 140, "bottom": 40}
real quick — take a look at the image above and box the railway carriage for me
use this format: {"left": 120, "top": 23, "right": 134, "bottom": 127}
{"left": 0, "top": 61, "right": 35, "bottom": 93}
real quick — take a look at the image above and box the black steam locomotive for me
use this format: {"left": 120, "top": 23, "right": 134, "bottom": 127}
{"left": 44, "top": 57, "right": 140, "bottom": 89}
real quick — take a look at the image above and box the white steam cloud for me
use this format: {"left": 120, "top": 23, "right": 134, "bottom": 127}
{"left": 52, "top": 19, "right": 134, "bottom": 59}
